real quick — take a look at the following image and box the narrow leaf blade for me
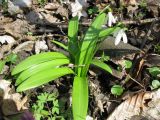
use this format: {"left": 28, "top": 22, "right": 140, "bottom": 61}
{"left": 77, "top": 13, "right": 107, "bottom": 76}
{"left": 68, "top": 16, "right": 79, "bottom": 60}
{"left": 17, "top": 67, "right": 74, "bottom": 92}
{"left": 52, "top": 40, "right": 68, "bottom": 50}
{"left": 91, "top": 59, "right": 112, "bottom": 74}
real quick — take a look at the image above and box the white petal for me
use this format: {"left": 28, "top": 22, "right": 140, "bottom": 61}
{"left": 122, "top": 32, "right": 128, "bottom": 43}
{"left": 115, "top": 31, "right": 122, "bottom": 45}
{"left": 108, "top": 12, "right": 112, "bottom": 27}
{"left": 111, "top": 15, "right": 116, "bottom": 23}
{"left": 108, "top": 18, "right": 112, "bottom": 27}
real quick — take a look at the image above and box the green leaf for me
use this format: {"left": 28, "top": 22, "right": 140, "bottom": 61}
{"left": 91, "top": 59, "right": 112, "bottom": 74}
{"left": 111, "top": 85, "right": 124, "bottom": 96}
{"left": 12, "top": 52, "right": 68, "bottom": 75}
{"left": 148, "top": 67, "right": 160, "bottom": 77}
{"left": 72, "top": 76, "right": 88, "bottom": 120}
{"left": 77, "top": 13, "right": 107, "bottom": 76}
{"left": 99, "top": 27, "right": 116, "bottom": 38}
{"left": 0, "top": 60, "right": 6, "bottom": 73}
{"left": 6, "top": 53, "right": 18, "bottom": 63}
{"left": 52, "top": 40, "right": 68, "bottom": 50}
{"left": 17, "top": 67, "right": 74, "bottom": 92}
{"left": 152, "top": 80, "right": 160, "bottom": 89}
{"left": 16, "top": 59, "right": 69, "bottom": 85}
{"left": 68, "top": 16, "right": 79, "bottom": 61}
{"left": 123, "top": 60, "right": 132, "bottom": 69}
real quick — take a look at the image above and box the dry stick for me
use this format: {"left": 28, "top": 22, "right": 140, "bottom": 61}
{"left": 128, "top": 74, "right": 145, "bottom": 89}
{"left": 35, "top": 17, "right": 160, "bottom": 28}
{"left": 122, "top": 21, "right": 155, "bottom": 86}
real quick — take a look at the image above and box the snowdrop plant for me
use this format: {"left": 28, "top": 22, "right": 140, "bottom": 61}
{"left": 12, "top": 7, "right": 127, "bottom": 120}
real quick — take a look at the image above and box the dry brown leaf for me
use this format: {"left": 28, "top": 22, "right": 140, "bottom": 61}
{"left": 0, "top": 80, "right": 27, "bottom": 116}
{"left": 107, "top": 89, "right": 160, "bottom": 120}
{"left": 4, "top": 19, "right": 33, "bottom": 38}
{"left": 44, "top": 2, "right": 60, "bottom": 10}
{"left": 145, "top": 54, "right": 160, "bottom": 67}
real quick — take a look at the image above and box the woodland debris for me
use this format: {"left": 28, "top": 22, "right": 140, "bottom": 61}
{"left": 0, "top": 35, "right": 15, "bottom": 45}
{"left": 107, "top": 89, "right": 160, "bottom": 120}
{"left": 0, "top": 80, "right": 27, "bottom": 117}
{"left": 35, "top": 40, "right": 48, "bottom": 54}
{"left": 4, "top": 19, "right": 34, "bottom": 39}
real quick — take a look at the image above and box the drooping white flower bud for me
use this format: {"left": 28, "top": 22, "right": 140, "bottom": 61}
{"left": 114, "top": 29, "right": 128, "bottom": 45}
{"left": 108, "top": 12, "right": 116, "bottom": 27}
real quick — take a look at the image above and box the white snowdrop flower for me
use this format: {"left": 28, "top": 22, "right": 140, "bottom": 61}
{"left": 114, "top": 29, "right": 128, "bottom": 46}
{"left": 71, "top": 0, "right": 88, "bottom": 19}
{"left": 108, "top": 12, "right": 116, "bottom": 27}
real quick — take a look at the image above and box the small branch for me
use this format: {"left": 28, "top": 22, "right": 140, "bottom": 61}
{"left": 35, "top": 17, "right": 160, "bottom": 28}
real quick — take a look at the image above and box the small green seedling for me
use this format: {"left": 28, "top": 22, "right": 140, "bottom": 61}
{"left": 151, "top": 80, "right": 160, "bottom": 89}
{"left": 111, "top": 85, "right": 124, "bottom": 96}
{"left": 0, "top": 53, "right": 18, "bottom": 73}
{"left": 148, "top": 67, "right": 160, "bottom": 77}
{"left": 37, "top": 0, "right": 46, "bottom": 6}
{"left": 32, "top": 92, "right": 67, "bottom": 120}
{"left": 123, "top": 60, "right": 132, "bottom": 69}
{"left": 88, "top": 7, "right": 99, "bottom": 15}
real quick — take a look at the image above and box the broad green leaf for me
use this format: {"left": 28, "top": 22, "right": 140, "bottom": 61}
{"left": 68, "top": 16, "right": 79, "bottom": 61}
{"left": 123, "top": 60, "right": 132, "bottom": 69}
{"left": 111, "top": 85, "right": 124, "bottom": 96}
{"left": 72, "top": 76, "right": 88, "bottom": 120}
{"left": 12, "top": 52, "right": 68, "bottom": 75}
{"left": 17, "top": 67, "right": 74, "bottom": 92}
{"left": 77, "top": 13, "right": 107, "bottom": 76}
{"left": 148, "top": 67, "right": 160, "bottom": 77}
{"left": 16, "top": 59, "right": 69, "bottom": 85}
{"left": 91, "top": 59, "right": 112, "bottom": 74}
{"left": 52, "top": 40, "right": 68, "bottom": 50}
{"left": 0, "top": 60, "right": 6, "bottom": 73}
{"left": 152, "top": 80, "right": 160, "bottom": 89}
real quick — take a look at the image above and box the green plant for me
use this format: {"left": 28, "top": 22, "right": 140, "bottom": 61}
{"left": 0, "top": 53, "right": 18, "bottom": 73}
{"left": 32, "top": 92, "right": 70, "bottom": 120}
{"left": 111, "top": 85, "right": 124, "bottom": 96}
{"left": 148, "top": 67, "right": 160, "bottom": 78}
{"left": 37, "top": 0, "right": 46, "bottom": 6}
{"left": 154, "top": 43, "right": 160, "bottom": 54}
{"left": 1, "top": 0, "right": 8, "bottom": 12}
{"left": 151, "top": 80, "right": 160, "bottom": 89}
{"left": 88, "top": 7, "right": 99, "bottom": 15}
{"left": 12, "top": 7, "right": 125, "bottom": 120}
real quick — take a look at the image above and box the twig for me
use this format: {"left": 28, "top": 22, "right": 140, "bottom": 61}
{"left": 35, "top": 17, "right": 160, "bottom": 28}
{"left": 128, "top": 74, "right": 145, "bottom": 89}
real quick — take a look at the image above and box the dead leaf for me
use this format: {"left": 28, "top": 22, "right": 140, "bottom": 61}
{"left": 4, "top": 19, "right": 33, "bottom": 39}
{"left": 13, "top": 41, "right": 34, "bottom": 53}
{"left": 145, "top": 54, "right": 160, "bottom": 67}
{"left": 0, "top": 80, "right": 27, "bottom": 117}
{"left": 44, "top": 2, "right": 60, "bottom": 10}
{"left": 35, "top": 40, "right": 48, "bottom": 54}
{"left": 107, "top": 89, "right": 160, "bottom": 120}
